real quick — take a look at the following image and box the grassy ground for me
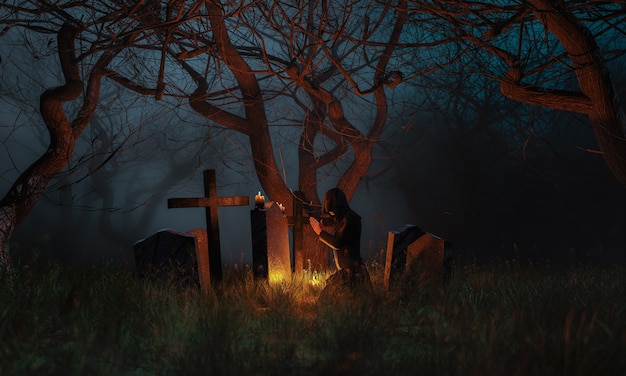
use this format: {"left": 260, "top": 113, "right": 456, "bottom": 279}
{"left": 0, "top": 259, "right": 624, "bottom": 375}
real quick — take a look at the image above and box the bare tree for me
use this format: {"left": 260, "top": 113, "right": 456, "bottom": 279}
{"left": 2, "top": 0, "right": 623, "bottom": 276}
{"left": 405, "top": 0, "right": 626, "bottom": 187}
{"left": 0, "top": 23, "right": 113, "bottom": 274}
{"left": 0, "top": 1, "right": 414, "bottom": 273}
{"left": 141, "top": 1, "right": 412, "bottom": 269}
{"left": 0, "top": 0, "right": 177, "bottom": 274}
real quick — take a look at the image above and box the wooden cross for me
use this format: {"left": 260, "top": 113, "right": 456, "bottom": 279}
{"left": 168, "top": 169, "right": 250, "bottom": 283}
{"left": 287, "top": 191, "right": 308, "bottom": 274}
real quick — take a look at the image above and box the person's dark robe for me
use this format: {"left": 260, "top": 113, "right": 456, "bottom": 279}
{"left": 317, "top": 188, "right": 369, "bottom": 291}
{"left": 319, "top": 209, "right": 363, "bottom": 270}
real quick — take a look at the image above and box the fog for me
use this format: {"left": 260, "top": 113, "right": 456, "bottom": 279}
{"left": 1, "top": 21, "right": 624, "bottom": 270}
{"left": 4, "top": 109, "right": 625, "bottom": 269}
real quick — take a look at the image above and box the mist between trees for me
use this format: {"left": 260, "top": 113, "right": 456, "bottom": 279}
{"left": 1, "top": 1, "right": 625, "bottom": 273}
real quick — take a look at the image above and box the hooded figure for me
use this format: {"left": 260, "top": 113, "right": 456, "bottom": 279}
{"left": 310, "top": 188, "right": 369, "bottom": 290}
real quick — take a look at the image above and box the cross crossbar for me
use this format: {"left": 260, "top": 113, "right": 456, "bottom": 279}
{"left": 167, "top": 169, "right": 250, "bottom": 284}
{"left": 168, "top": 196, "right": 250, "bottom": 208}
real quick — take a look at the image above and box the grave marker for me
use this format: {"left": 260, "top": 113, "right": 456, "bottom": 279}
{"left": 287, "top": 191, "right": 330, "bottom": 272}
{"left": 251, "top": 201, "right": 292, "bottom": 283}
{"left": 134, "top": 228, "right": 198, "bottom": 286}
{"left": 405, "top": 232, "right": 445, "bottom": 285}
{"left": 384, "top": 225, "right": 423, "bottom": 290}
{"left": 384, "top": 224, "right": 445, "bottom": 290}
{"left": 168, "top": 169, "right": 250, "bottom": 283}
{"left": 287, "top": 191, "right": 307, "bottom": 274}
{"left": 186, "top": 228, "right": 210, "bottom": 294}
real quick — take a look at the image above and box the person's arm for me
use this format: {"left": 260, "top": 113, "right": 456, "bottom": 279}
{"left": 318, "top": 231, "right": 341, "bottom": 251}
{"left": 312, "top": 216, "right": 349, "bottom": 251}
{"left": 309, "top": 216, "right": 323, "bottom": 235}
{"left": 309, "top": 216, "right": 341, "bottom": 250}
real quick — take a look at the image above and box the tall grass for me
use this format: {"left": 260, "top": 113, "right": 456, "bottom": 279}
{"left": 1, "top": 259, "right": 624, "bottom": 375}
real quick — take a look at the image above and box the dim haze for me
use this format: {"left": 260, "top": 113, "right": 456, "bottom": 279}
{"left": 3, "top": 105, "right": 624, "bottom": 268}
{"left": 1, "top": 2, "right": 625, "bottom": 270}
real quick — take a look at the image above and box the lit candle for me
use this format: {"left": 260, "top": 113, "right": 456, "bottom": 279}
{"left": 254, "top": 191, "right": 265, "bottom": 209}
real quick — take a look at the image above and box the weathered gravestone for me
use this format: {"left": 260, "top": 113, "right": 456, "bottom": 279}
{"left": 384, "top": 224, "right": 447, "bottom": 290}
{"left": 286, "top": 191, "right": 307, "bottom": 274}
{"left": 251, "top": 200, "right": 292, "bottom": 283}
{"left": 186, "top": 228, "right": 210, "bottom": 294}
{"left": 134, "top": 228, "right": 200, "bottom": 287}
{"left": 167, "top": 169, "right": 250, "bottom": 284}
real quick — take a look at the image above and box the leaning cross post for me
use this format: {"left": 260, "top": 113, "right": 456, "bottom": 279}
{"left": 287, "top": 191, "right": 307, "bottom": 274}
{"left": 168, "top": 169, "right": 250, "bottom": 284}
{"left": 287, "top": 191, "right": 331, "bottom": 273}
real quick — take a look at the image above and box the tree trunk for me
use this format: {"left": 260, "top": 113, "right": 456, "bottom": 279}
{"left": 187, "top": 3, "right": 408, "bottom": 272}
{"left": 0, "top": 24, "right": 111, "bottom": 274}
{"left": 503, "top": 0, "right": 626, "bottom": 187}
{"left": 297, "top": 99, "right": 333, "bottom": 270}
{"left": 204, "top": 2, "right": 291, "bottom": 208}
{"left": 191, "top": 3, "right": 329, "bottom": 271}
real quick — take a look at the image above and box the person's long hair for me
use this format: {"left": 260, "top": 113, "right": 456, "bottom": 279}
{"left": 322, "top": 188, "right": 350, "bottom": 218}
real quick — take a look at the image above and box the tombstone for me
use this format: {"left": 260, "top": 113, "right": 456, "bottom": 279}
{"left": 405, "top": 232, "right": 445, "bottom": 284}
{"left": 134, "top": 228, "right": 199, "bottom": 286}
{"left": 287, "top": 191, "right": 307, "bottom": 274}
{"left": 186, "top": 228, "right": 210, "bottom": 294}
{"left": 384, "top": 224, "right": 423, "bottom": 290}
{"left": 251, "top": 201, "right": 292, "bottom": 283}
{"left": 384, "top": 224, "right": 446, "bottom": 290}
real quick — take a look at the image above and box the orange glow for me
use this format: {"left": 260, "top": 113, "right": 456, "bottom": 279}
{"left": 268, "top": 269, "right": 290, "bottom": 284}
{"left": 308, "top": 272, "right": 322, "bottom": 286}
{"left": 254, "top": 191, "right": 265, "bottom": 208}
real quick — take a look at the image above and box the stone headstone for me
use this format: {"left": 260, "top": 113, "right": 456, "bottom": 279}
{"left": 287, "top": 191, "right": 306, "bottom": 274}
{"left": 134, "top": 228, "right": 199, "bottom": 286}
{"left": 251, "top": 201, "right": 292, "bottom": 283}
{"left": 384, "top": 225, "right": 424, "bottom": 290}
{"left": 186, "top": 228, "right": 210, "bottom": 294}
{"left": 384, "top": 224, "right": 446, "bottom": 290}
{"left": 405, "top": 232, "right": 445, "bottom": 285}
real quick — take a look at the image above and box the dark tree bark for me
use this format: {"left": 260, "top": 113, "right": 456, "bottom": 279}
{"left": 0, "top": 24, "right": 113, "bottom": 274}
{"left": 501, "top": 0, "right": 626, "bottom": 187}
{"left": 181, "top": 2, "right": 409, "bottom": 271}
